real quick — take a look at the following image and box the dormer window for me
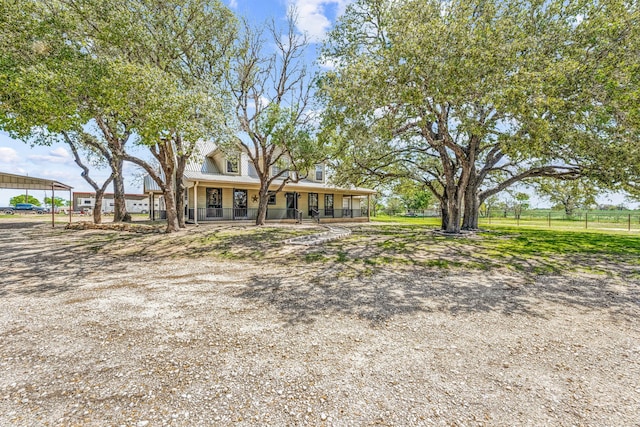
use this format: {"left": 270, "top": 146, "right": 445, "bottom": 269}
{"left": 271, "top": 160, "right": 289, "bottom": 178}
{"left": 226, "top": 156, "right": 239, "bottom": 174}
{"left": 315, "top": 164, "right": 324, "bottom": 182}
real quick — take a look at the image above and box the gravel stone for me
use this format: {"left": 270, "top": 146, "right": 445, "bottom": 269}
{"left": 0, "top": 221, "right": 638, "bottom": 426}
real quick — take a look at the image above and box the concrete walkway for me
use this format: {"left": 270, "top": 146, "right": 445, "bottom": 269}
{"left": 285, "top": 225, "right": 351, "bottom": 245}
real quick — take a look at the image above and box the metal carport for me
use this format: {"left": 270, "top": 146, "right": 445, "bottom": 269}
{"left": 0, "top": 171, "right": 73, "bottom": 227}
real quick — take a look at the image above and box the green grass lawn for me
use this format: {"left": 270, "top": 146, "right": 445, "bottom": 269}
{"left": 372, "top": 213, "right": 640, "bottom": 232}
{"left": 40, "top": 215, "right": 640, "bottom": 278}
{"left": 319, "top": 217, "right": 640, "bottom": 276}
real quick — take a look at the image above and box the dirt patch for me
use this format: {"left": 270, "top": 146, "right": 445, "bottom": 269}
{"left": 0, "top": 221, "right": 639, "bottom": 426}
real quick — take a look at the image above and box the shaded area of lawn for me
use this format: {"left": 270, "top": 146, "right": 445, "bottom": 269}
{"left": 62, "top": 222, "right": 640, "bottom": 277}
{"left": 294, "top": 225, "right": 640, "bottom": 277}
{"left": 2, "top": 221, "right": 638, "bottom": 301}
{"left": 1, "top": 221, "right": 638, "bottom": 327}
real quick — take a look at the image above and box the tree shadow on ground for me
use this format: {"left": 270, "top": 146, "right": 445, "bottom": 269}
{"left": 235, "top": 261, "right": 640, "bottom": 326}
{"left": 0, "top": 221, "right": 43, "bottom": 229}
{"left": 0, "top": 225, "right": 140, "bottom": 297}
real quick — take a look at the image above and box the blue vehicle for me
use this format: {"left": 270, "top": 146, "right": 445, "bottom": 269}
{"left": 2, "top": 203, "right": 46, "bottom": 214}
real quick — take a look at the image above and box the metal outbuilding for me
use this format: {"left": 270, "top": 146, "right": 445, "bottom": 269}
{"left": 0, "top": 171, "right": 73, "bottom": 227}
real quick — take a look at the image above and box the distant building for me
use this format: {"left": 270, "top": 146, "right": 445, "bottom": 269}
{"left": 72, "top": 192, "right": 158, "bottom": 214}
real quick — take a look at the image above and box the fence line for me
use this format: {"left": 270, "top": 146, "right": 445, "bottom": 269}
{"left": 380, "top": 210, "right": 640, "bottom": 232}
{"left": 480, "top": 210, "right": 639, "bottom": 231}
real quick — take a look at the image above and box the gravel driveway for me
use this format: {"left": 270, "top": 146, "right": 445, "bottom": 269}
{"left": 1, "top": 220, "right": 639, "bottom": 426}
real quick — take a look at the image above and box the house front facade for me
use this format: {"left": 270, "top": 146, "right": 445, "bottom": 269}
{"left": 143, "top": 142, "right": 375, "bottom": 223}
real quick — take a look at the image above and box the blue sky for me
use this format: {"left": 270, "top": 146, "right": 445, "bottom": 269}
{"left": 0, "top": 0, "right": 350, "bottom": 206}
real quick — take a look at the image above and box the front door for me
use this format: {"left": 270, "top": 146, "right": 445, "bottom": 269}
{"left": 233, "top": 189, "right": 247, "bottom": 219}
{"left": 343, "top": 196, "right": 352, "bottom": 218}
{"left": 286, "top": 192, "right": 298, "bottom": 219}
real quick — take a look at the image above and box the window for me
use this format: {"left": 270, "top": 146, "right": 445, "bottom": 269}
{"left": 206, "top": 188, "right": 223, "bottom": 218}
{"left": 271, "top": 162, "right": 289, "bottom": 178}
{"left": 268, "top": 192, "right": 277, "bottom": 205}
{"left": 324, "top": 194, "right": 334, "bottom": 216}
{"left": 206, "top": 188, "right": 222, "bottom": 209}
{"left": 315, "top": 165, "right": 324, "bottom": 182}
{"left": 83, "top": 200, "right": 91, "bottom": 205}
{"left": 226, "top": 156, "right": 239, "bottom": 174}
{"left": 233, "top": 189, "right": 248, "bottom": 218}
{"left": 308, "top": 193, "right": 318, "bottom": 216}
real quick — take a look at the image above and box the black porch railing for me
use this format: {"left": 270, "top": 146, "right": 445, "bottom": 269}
{"left": 186, "top": 207, "right": 368, "bottom": 222}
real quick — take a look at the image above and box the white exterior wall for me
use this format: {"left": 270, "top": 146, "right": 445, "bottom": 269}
{"left": 77, "top": 196, "right": 159, "bottom": 213}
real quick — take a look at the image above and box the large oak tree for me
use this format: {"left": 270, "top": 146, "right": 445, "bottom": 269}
{"left": 319, "top": 0, "right": 639, "bottom": 233}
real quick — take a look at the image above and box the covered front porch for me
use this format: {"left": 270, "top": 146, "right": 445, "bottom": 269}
{"left": 186, "top": 183, "right": 371, "bottom": 224}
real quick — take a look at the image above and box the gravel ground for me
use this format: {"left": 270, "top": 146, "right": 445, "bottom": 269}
{"left": 0, "top": 220, "right": 639, "bottom": 426}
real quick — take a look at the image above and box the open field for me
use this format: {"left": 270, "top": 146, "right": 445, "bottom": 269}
{"left": 1, "top": 218, "right": 639, "bottom": 426}
{"left": 376, "top": 212, "right": 640, "bottom": 232}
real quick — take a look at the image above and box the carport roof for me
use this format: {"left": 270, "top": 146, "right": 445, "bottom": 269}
{"left": 0, "top": 171, "right": 73, "bottom": 191}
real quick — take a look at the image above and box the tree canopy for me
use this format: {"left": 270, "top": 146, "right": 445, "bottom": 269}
{"left": 0, "top": 0, "right": 238, "bottom": 232}
{"left": 319, "top": 0, "right": 640, "bottom": 232}
{"left": 227, "top": 15, "right": 325, "bottom": 225}
{"left": 10, "top": 195, "right": 41, "bottom": 206}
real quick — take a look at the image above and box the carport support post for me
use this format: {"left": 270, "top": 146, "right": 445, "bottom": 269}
{"left": 51, "top": 184, "right": 55, "bottom": 228}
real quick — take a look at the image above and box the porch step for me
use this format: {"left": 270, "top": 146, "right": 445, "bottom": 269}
{"left": 286, "top": 226, "right": 351, "bottom": 245}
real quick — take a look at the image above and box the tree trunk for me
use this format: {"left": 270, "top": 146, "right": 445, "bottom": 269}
{"left": 176, "top": 179, "right": 186, "bottom": 228}
{"left": 255, "top": 184, "right": 269, "bottom": 226}
{"left": 175, "top": 155, "right": 187, "bottom": 228}
{"left": 61, "top": 131, "right": 114, "bottom": 225}
{"left": 439, "top": 194, "right": 463, "bottom": 233}
{"left": 122, "top": 141, "right": 180, "bottom": 233}
{"left": 442, "top": 198, "right": 462, "bottom": 233}
{"left": 462, "top": 184, "right": 480, "bottom": 230}
{"left": 157, "top": 144, "right": 180, "bottom": 233}
{"left": 163, "top": 185, "right": 180, "bottom": 233}
{"left": 440, "top": 201, "right": 449, "bottom": 231}
{"left": 112, "top": 158, "right": 131, "bottom": 223}
{"left": 255, "top": 199, "right": 268, "bottom": 225}
{"left": 93, "top": 188, "right": 105, "bottom": 224}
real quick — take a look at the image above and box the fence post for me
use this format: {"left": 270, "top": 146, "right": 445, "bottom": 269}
{"left": 629, "top": 214, "right": 632, "bottom": 232}
{"left": 548, "top": 212, "right": 551, "bottom": 228}
{"left": 585, "top": 213, "right": 588, "bottom": 229}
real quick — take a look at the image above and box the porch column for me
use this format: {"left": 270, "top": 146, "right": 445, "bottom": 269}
{"left": 367, "top": 194, "right": 371, "bottom": 221}
{"left": 68, "top": 189, "right": 72, "bottom": 224}
{"left": 193, "top": 182, "right": 198, "bottom": 225}
{"left": 350, "top": 196, "right": 354, "bottom": 218}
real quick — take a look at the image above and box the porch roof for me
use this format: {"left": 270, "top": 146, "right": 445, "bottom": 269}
{"left": 182, "top": 171, "right": 376, "bottom": 195}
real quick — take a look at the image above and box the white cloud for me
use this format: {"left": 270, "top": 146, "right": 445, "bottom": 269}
{"left": 289, "top": 0, "right": 352, "bottom": 42}
{"left": 27, "top": 146, "right": 72, "bottom": 164}
{"left": 228, "top": 0, "right": 238, "bottom": 8}
{"left": 247, "top": 96, "right": 271, "bottom": 112}
{"left": 0, "top": 147, "right": 19, "bottom": 164}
